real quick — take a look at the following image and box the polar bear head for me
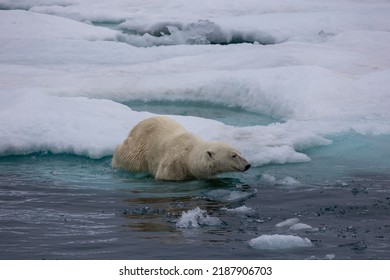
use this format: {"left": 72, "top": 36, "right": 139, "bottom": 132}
{"left": 205, "top": 142, "right": 251, "bottom": 175}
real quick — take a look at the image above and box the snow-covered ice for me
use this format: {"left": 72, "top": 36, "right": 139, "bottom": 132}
{"left": 1, "top": 0, "right": 390, "bottom": 166}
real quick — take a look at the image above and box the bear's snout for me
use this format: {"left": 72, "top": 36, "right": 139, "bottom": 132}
{"left": 244, "top": 164, "right": 251, "bottom": 171}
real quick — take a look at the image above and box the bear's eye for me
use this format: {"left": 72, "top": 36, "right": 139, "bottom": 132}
{"left": 232, "top": 154, "right": 237, "bottom": 158}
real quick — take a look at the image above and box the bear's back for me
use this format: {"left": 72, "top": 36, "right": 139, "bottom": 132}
{"left": 128, "top": 116, "right": 188, "bottom": 171}
{"left": 130, "top": 116, "right": 186, "bottom": 139}
{"left": 113, "top": 116, "right": 186, "bottom": 172}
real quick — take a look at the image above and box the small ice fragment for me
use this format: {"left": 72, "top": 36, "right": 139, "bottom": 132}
{"left": 225, "top": 205, "right": 255, "bottom": 214}
{"left": 306, "top": 254, "right": 336, "bottom": 260}
{"left": 336, "top": 180, "right": 349, "bottom": 187}
{"left": 278, "top": 176, "right": 300, "bottom": 185}
{"left": 261, "top": 174, "right": 300, "bottom": 186}
{"left": 289, "top": 223, "right": 313, "bottom": 231}
{"left": 275, "top": 218, "right": 300, "bottom": 228}
{"left": 249, "top": 234, "right": 313, "bottom": 250}
{"left": 260, "top": 174, "right": 276, "bottom": 185}
{"left": 325, "top": 254, "right": 336, "bottom": 260}
{"left": 176, "top": 207, "right": 221, "bottom": 228}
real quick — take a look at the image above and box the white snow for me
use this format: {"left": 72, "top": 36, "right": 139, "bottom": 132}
{"left": 0, "top": 92, "right": 151, "bottom": 158}
{"left": 1, "top": 0, "right": 390, "bottom": 163}
{"left": 176, "top": 207, "right": 222, "bottom": 229}
{"left": 249, "top": 234, "right": 313, "bottom": 250}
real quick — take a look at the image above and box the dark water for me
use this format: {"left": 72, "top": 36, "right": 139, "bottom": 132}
{"left": 1, "top": 103, "right": 389, "bottom": 260}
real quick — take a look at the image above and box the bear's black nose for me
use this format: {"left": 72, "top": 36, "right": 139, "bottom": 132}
{"left": 244, "top": 164, "right": 251, "bottom": 171}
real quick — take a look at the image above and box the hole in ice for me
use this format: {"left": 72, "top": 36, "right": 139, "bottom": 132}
{"left": 112, "top": 20, "right": 278, "bottom": 47}
{"left": 90, "top": 20, "right": 126, "bottom": 29}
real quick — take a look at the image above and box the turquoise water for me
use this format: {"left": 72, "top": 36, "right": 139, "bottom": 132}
{"left": 1, "top": 102, "right": 389, "bottom": 259}
{"left": 124, "top": 100, "right": 280, "bottom": 126}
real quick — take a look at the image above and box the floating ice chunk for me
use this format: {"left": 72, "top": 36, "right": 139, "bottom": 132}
{"left": 307, "top": 254, "right": 336, "bottom": 260}
{"left": 225, "top": 205, "right": 255, "bottom": 215}
{"left": 278, "top": 176, "right": 300, "bottom": 185}
{"left": 277, "top": 218, "right": 318, "bottom": 232}
{"left": 260, "top": 174, "right": 276, "bottom": 185}
{"left": 176, "top": 207, "right": 221, "bottom": 229}
{"left": 336, "top": 180, "right": 349, "bottom": 187}
{"left": 289, "top": 223, "right": 313, "bottom": 231}
{"left": 325, "top": 254, "right": 336, "bottom": 260}
{"left": 249, "top": 234, "right": 313, "bottom": 250}
{"left": 275, "top": 218, "right": 300, "bottom": 228}
{"left": 260, "top": 175, "right": 300, "bottom": 186}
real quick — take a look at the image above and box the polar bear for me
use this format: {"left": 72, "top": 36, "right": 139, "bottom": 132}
{"left": 112, "top": 116, "right": 251, "bottom": 181}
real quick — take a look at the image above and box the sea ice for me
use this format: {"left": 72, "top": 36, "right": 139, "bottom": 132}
{"left": 249, "top": 234, "right": 313, "bottom": 250}
{"left": 306, "top": 254, "right": 336, "bottom": 260}
{"left": 275, "top": 218, "right": 300, "bottom": 228}
{"left": 278, "top": 176, "right": 300, "bottom": 186}
{"left": 261, "top": 175, "right": 300, "bottom": 186}
{"left": 176, "top": 207, "right": 222, "bottom": 229}
{"left": 0, "top": 0, "right": 390, "bottom": 164}
{"left": 289, "top": 223, "right": 313, "bottom": 231}
{"left": 224, "top": 205, "right": 255, "bottom": 215}
{"left": 260, "top": 174, "right": 276, "bottom": 185}
{"left": 276, "top": 218, "right": 318, "bottom": 232}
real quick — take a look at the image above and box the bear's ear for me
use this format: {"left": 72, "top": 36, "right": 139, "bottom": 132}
{"left": 206, "top": 150, "right": 215, "bottom": 159}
